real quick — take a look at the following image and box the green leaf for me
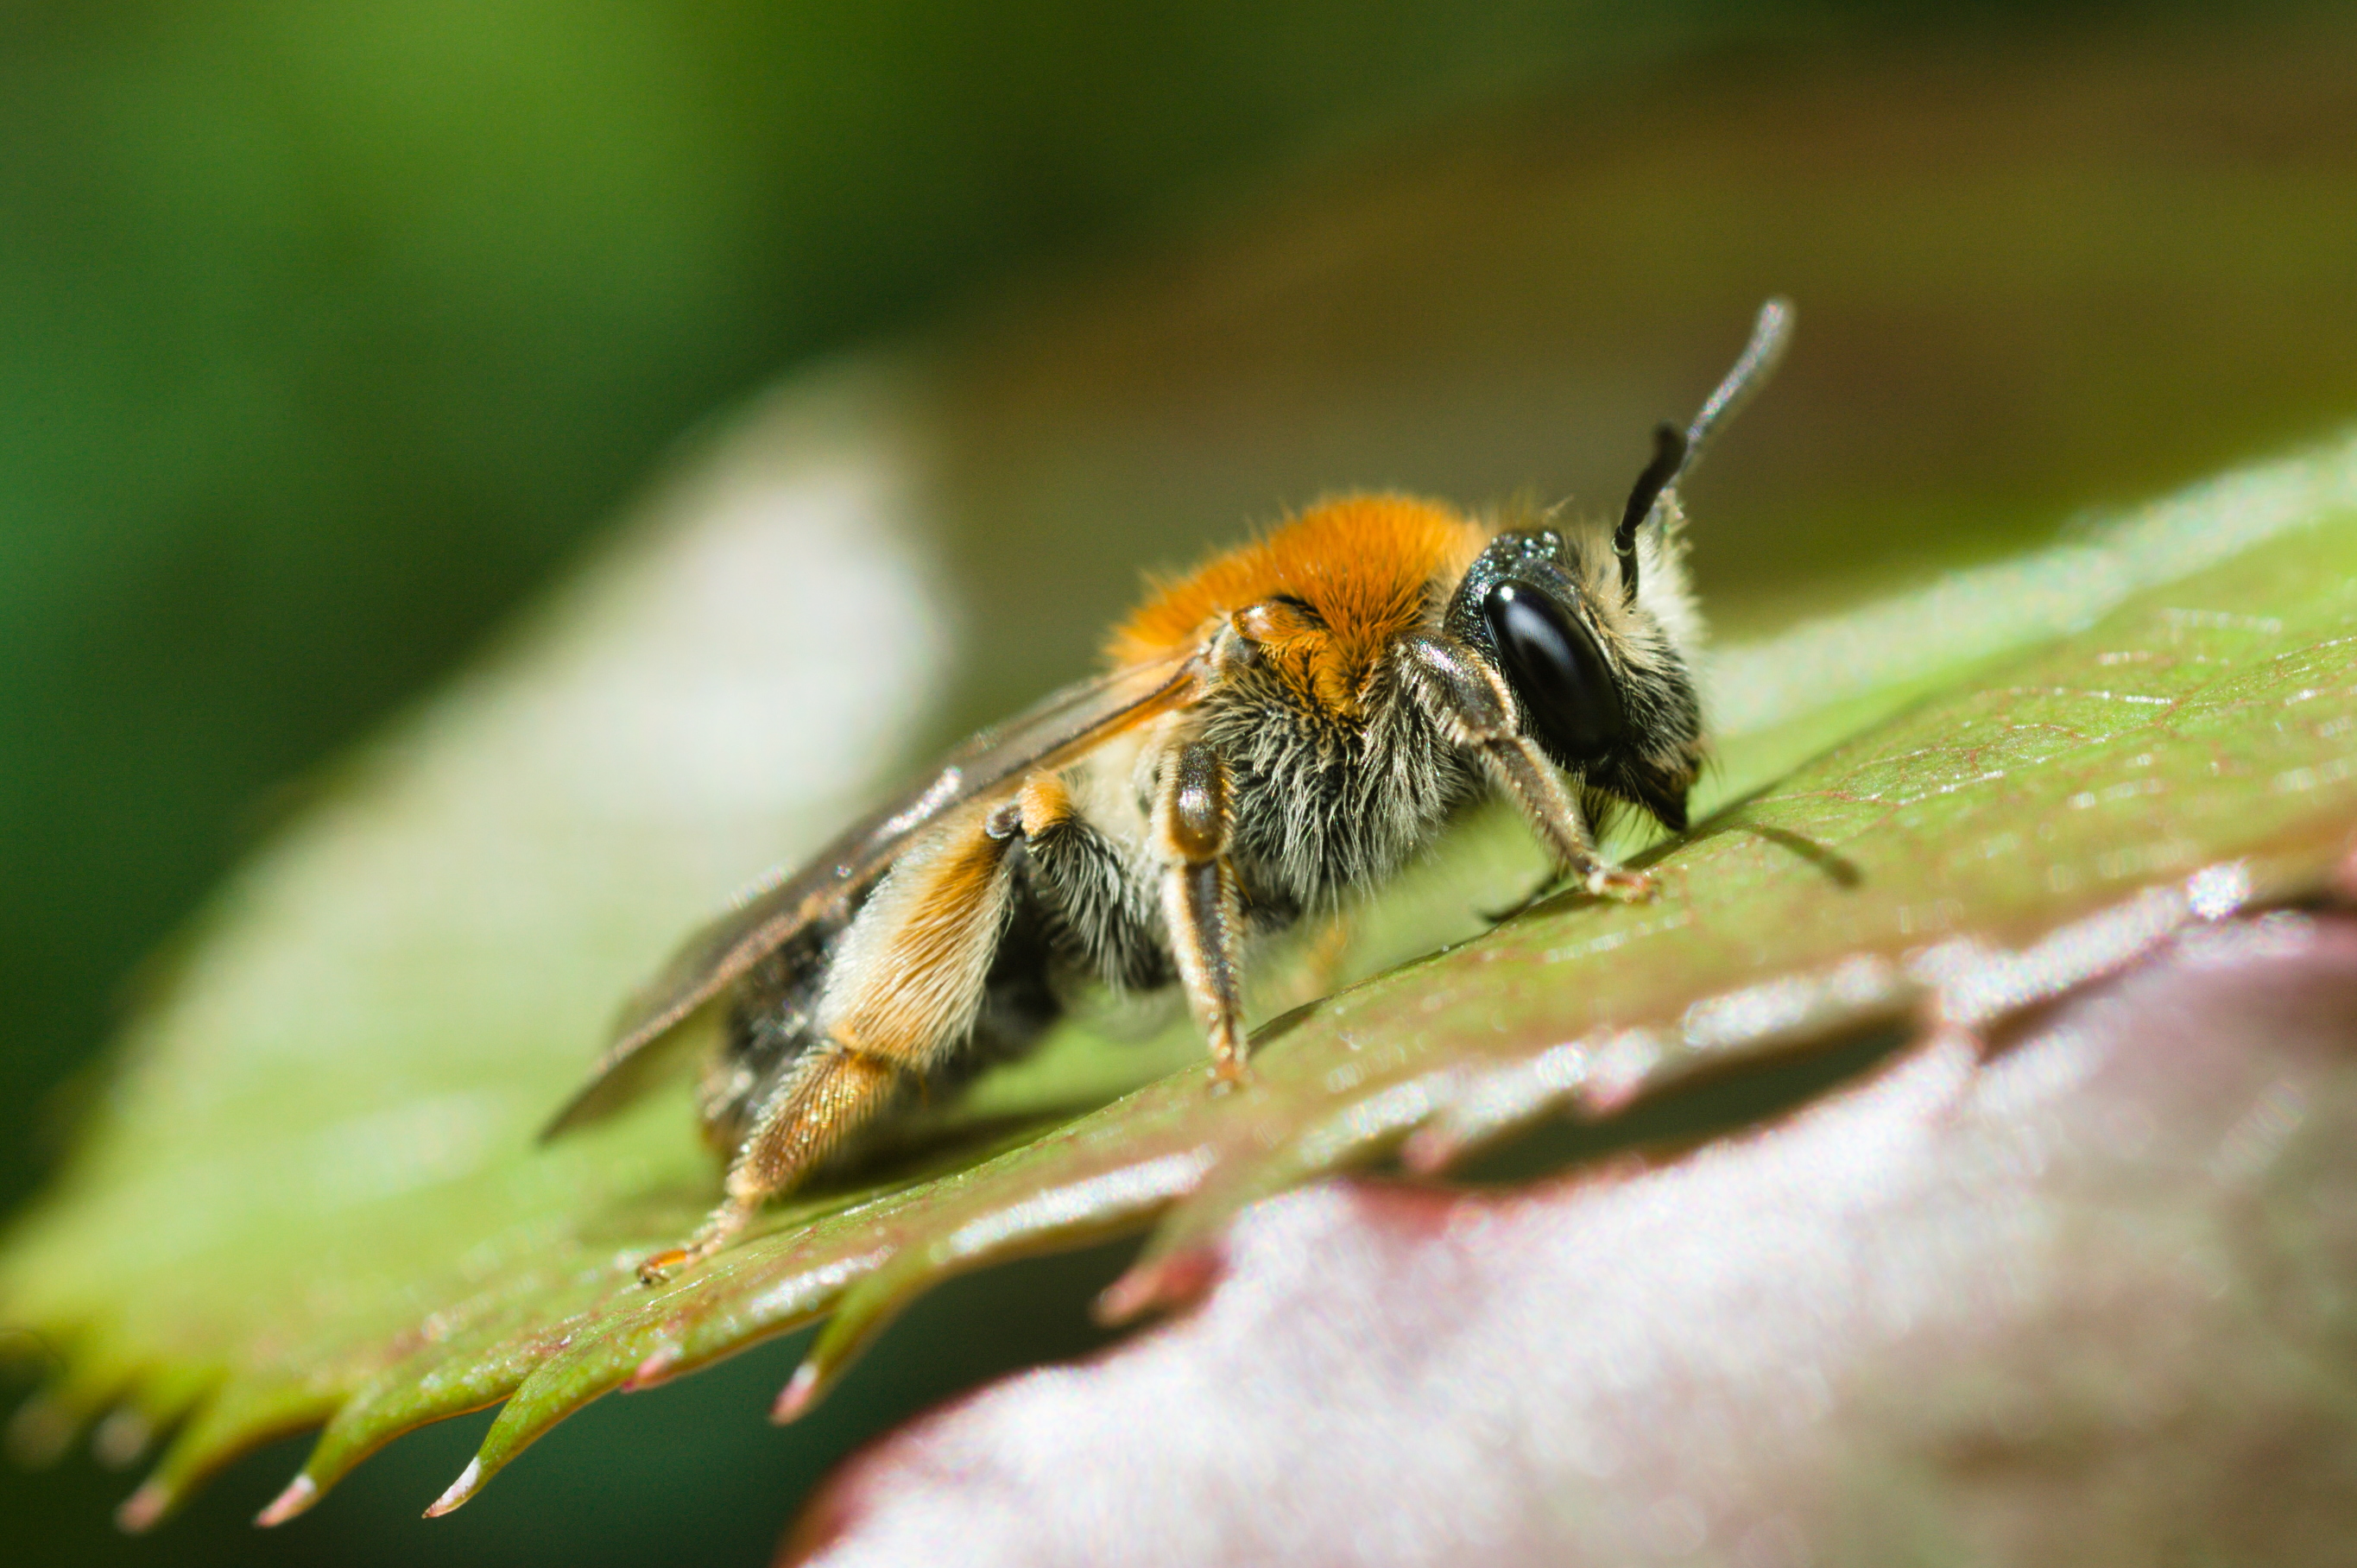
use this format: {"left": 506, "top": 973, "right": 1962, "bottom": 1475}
{"left": 4, "top": 370, "right": 2356, "bottom": 1531}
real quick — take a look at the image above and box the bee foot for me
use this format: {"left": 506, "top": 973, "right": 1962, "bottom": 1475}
{"left": 1206, "top": 1058, "right": 1251, "bottom": 1091}
{"left": 638, "top": 1196, "right": 758, "bottom": 1284}
{"left": 1585, "top": 865, "right": 1658, "bottom": 902}
{"left": 635, "top": 1247, "right": 693, "bottom": 1286}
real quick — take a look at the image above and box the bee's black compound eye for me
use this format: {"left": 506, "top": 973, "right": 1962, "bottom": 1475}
{"left": 1482, "top": 579, "right": 1626, "bottom": 763}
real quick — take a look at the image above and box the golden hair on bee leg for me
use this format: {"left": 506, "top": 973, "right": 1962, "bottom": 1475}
{"left": 1262, "top": 906, "right": 1357, "bottom": 1015}
{"left": 1014, "top": 771, "right": 1077, "bottom": 836}
{"left": 638, "top": 804, "right": 1021, "bottom": 1283}
{"left": 1153, "top": 740, "right": 1248, "bottom": 1080}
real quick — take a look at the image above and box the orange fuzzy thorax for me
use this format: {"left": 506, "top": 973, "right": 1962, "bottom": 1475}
{"left": 1109, "top": 495, "right": 1491, "bottom": 715}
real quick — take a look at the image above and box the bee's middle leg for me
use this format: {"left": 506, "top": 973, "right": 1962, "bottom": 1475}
{"left": 1153, "top": 741, "right": 1249, "bottom": 1080}
{"left": 640, "top": 807, "right": 1020, "bottom": 1283}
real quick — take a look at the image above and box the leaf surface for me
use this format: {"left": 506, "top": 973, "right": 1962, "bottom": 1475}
{"left": 4, "top": 390, "right": 2357, "bottom": 1529}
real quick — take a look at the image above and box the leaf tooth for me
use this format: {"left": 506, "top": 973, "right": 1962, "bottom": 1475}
{"left": 79, "top": 1357, "right": 233, "bottom": 1480}
{"left": 273, "top": 1257, "right": 629, "bottom": 1514}
{"left": 6, "top": 1387, "right": 91, "bottom": 1470}
{"left": 1404, "top": 956, "right": 1923, "bottom": 1173}
{"left": 780, "top": 1143, "right": 1222, "bottom": 1420}
{"left": 627, "top": 1234, "right": 889, "bottom": 1385}
{"left": 442, "top": 1311, "right": 687, "bottom": 1508}
{"left": 422, "top": 1457, "right": 483, "bottom": 1519}
{"left": 117, "top": 1360, "right": 222, "bottom": 1457}
{"left": 1091, "top": 1243, "right": 1221, "bottom": 1327}
{"left": 253, "top": 1472, "right": 317, "bottom": 1527}
{"left": 3, "top": 1327, "right": 153, "bottom": 1468}
{"left": 1107, "top": 1065, "right": 1457, "bottom": 1318}
{"left": 114, "top": 1476, "right": 174, "bottom": 1534}
{"left": 1121, "top": 947, "right": 1930, "bottom": 1301}
{"left": 618, "top": 1346, "right": 680, "bottom": 1392}
{"left": 118, "top": 1374, "right": 340, "bottom": 1533}
{"left": 90, "top": 1404, "right": 155, "bottom": 1469}
{"left": 282, "top": 1349, "right": 535, "bottom": 1515}
{"left": 668, "top": 1238, "right": 924, "bottom": 1388}
{"left": 1399, "top": 1036, "right": 1622, "bottom": 1173}
{"left": 450, "top": 1221, "right": 897, "bottom": 1498}
{"left": 768, "top": 1361, "right": 823, "bottom": 1424}
{"left": 1913, "top": 882, "right": 2192, "bottom": 1028}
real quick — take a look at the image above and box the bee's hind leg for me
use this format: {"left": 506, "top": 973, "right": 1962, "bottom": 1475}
{"left": 638, "top": 804, "right": 1021, "bottom": 1284}
{"left": 639, "top": 1040, "right": 912, "bottom": 1283}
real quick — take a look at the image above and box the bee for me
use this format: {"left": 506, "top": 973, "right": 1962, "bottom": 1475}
{"left": 547, "top": 300, "right": 1793, "bottom": 1282}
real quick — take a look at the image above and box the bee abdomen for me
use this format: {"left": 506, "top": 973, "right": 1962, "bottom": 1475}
{"left": 699, "top": 923, "right": 837, "bottom": 1155}
{"left": 699, "top": 888, "right": 1071, "bottom": 1165}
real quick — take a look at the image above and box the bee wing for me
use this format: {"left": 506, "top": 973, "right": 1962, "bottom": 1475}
{"left": 542, "top": 646, "right": 1210, "bottom": 1137}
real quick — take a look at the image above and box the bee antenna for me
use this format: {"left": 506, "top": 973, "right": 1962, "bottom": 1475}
{"left": 1614, "top": 423, "right": 1686, "bottom": 604}
{"left": 1615, "top": 296, "right": 1795, "bottom": 606}
{"left": 1682, "top": 296, "right": 1794, "bottom": 482}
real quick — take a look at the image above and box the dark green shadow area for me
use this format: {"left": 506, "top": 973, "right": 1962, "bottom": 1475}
{"left": 1450, "top": 1023, "right": 1918, "bottom": 1189}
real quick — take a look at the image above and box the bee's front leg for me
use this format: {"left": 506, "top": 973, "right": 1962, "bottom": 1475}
{"left": 1153, "top": 740, "right": 1249, "bottom": 1082}
{"left": 1394, "top": 632, "right": 1655, "bottom": 903}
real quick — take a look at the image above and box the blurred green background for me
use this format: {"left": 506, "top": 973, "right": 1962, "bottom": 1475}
{"left": 6, "top": 1, "right": 2357, "bottom": 1563}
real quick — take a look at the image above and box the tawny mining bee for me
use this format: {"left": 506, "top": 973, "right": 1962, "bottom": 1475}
{"left": 548, "top": 300, "right": 1793, "bottom": 1282}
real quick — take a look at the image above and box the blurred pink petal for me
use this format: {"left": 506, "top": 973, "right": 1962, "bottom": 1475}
{"left": 789, "top": 911, "right": 2357, "bottom": 1566}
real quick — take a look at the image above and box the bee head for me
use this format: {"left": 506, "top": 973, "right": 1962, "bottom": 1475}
{"left": 1443, "top": 443, "right": 1706, "bottom": 835}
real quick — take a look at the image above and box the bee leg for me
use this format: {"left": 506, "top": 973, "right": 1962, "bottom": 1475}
{"left": 1153, "top": 741, "right": 1249, "bottom": 1081}
{"left": 640, "top": 807, "right": 1021, "bottom": 1283}
{"left": 1394, "top": 632, "right": 1654, "bottom": 902}
{"left": 637, "top": 1040, "right": 912, "bottom": 1283}
{"left": 1271, "top": 907, "right": 1356, "bottom": 1010}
